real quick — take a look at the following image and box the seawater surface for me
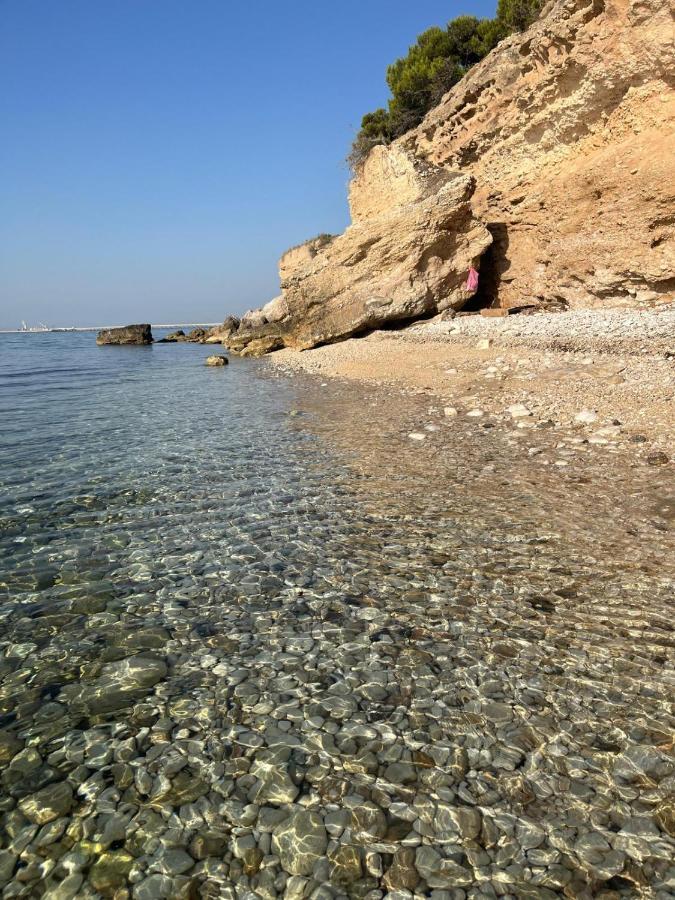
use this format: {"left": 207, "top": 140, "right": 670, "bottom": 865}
{"left": 0, "top": 332, "right": 673, "bottom": 899}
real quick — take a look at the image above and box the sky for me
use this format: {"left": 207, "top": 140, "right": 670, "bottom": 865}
{"left": 0, "top": 0, "right": 496, "bottom": 329}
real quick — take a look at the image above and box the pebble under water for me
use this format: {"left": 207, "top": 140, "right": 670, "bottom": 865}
{"left": 0, "top": 332, "right": 673, "bottom": 900}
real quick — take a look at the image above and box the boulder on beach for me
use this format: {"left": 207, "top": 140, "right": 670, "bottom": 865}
{"left": 96, "top": 324, "right": 153, "bottom": 345}
{"left": 205, "top": 355, "right": 228, "bottom": 366}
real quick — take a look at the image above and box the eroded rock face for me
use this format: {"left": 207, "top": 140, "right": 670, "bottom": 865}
{"left": 96, "top": 324, "right": 152, "bottom": 345}
{"left": 226, "top": 163, "right": 491, "bottom": 355}
{"left": 348, "top": 145, "right": 453, "bottom": 223}
{"left": 279, "top": 235, "right": 336, "bottom": 281}
{"left": 203, "top": 316, "right": 242, "bottom": 344}
{"left": 223, "top": 0, "right": 673, "bottom": 354}
{"left": 404, "top": 0, "right": 675, "bottom": 309}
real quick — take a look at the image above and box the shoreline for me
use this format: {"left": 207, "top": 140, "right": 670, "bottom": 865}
{"left": 268, "top": 307, "right": 674, "bottom": 458}
{"left": 3, "top": 316, "right": 674, "bottom": 897}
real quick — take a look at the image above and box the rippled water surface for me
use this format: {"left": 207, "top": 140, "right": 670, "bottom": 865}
{"left": 0, "top": 332, "right": 673, "bottom": 899}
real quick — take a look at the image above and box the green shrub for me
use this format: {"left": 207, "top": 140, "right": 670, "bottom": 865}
{"left": 347, "top": 108, "right": 395, "bottom": 170}
{"left": 285, "top": 233, "right": 336, "bottom": 254}
{"left": 349, "top": 0, "right": 543, "bottom": 169}
{"left": 497, "top": 0, "right": 546, "bottom": 31}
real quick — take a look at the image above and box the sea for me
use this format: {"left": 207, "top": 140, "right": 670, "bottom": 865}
{"left": 0, "top": 329, "right": 673, "bottom": 896}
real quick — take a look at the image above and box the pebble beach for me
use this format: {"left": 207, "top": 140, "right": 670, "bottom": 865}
{"left": 0, "top": 315, "right": 673, "bottom": 899}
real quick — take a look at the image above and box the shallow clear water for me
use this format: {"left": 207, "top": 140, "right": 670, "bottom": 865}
{"left": 0, "top": 332, "right": 673, "bottom": 899}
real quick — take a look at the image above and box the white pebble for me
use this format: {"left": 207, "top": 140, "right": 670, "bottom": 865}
{"left": 508, "top": 404, "right": 532, "bottom": 418}
{"left": 575, "top": 410, "right": 598, "bottom": 424}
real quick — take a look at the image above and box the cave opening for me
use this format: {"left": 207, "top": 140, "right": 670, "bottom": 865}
{"left": 463, "top": 222, "right": 509, "bottom": 311}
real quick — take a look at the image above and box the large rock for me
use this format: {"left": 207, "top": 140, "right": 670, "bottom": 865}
{"left": 226, "top": 157, "right": 491, "bottom": 355}
{"left": 240, "top": 308, "right": 268, "bottom": 330}
{"left": 96, "top": 324, "right": 152, "bottom": 345}
{"left": 260, "top": 295, "right": 289, "bottom": 323}
{"left": 185, "top": 327, "right": 209, "bottom": 342}
{"left": 203, "top": 316, "right": 241, "bottom": 344}
{"left": 404, "top": 0, "right": 675, "bottom": 310}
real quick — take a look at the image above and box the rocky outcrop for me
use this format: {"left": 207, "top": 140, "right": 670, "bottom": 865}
{"left": 205, "top": 355, "right": 228, "bottom": 366}
{"left": 202, "top": 316, "right": 241, "bottom": 344}
{"left": 226, "top": 158, "right": 491, "bottom": 355}
{"left": 185, "top": 327, "right": 209, "bottom": 342}
{"left": 96, "top": 324, "right": 152, "bottom": 345}
{"left": 158, "top": 326, "right": 230, "bottom": 344}
{"left": 223, "top": 0, "right": 673, "bottom": 354}
{"left": 404, "top": 0, "right": 675, "bottom": 309}
{"left": 156, "top": 329, "right": 186, "bottom": 343}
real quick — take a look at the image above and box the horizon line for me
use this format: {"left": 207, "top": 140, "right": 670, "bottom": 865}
{"left": 0, "top": 322, "right": 223, "bottom": 334}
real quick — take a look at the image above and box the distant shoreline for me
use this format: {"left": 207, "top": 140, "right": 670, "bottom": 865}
{"left": 0, "top": 323, "right": 221, "bottom": 334}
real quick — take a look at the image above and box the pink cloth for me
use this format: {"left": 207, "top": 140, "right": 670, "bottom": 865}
{"left": 466, "top": 267, "right": 479, "bottom": 292}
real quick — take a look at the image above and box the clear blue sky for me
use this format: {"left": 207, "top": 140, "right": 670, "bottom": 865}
{"left": 0, "top": 0, "right": 495, "bottom": 328}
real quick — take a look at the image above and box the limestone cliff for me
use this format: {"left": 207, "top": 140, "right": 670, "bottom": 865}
{"left": 226, "top": 163, "right": 491, "bottom": 355}
{"left": 405, "top": 0, "right": 675, "bottom": 310}
{"left": 223, "top": 0, "right": 674, "bottom": 354}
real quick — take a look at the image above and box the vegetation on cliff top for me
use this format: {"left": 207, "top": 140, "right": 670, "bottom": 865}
{"left": 284, "top": 233, "right": 336, "bottom": 254}
{"left": 349, "top": 0, "right": 545, "bottom": 170}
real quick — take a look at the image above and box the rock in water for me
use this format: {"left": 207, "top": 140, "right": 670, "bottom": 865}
{"left": 60, "top": 656, "right": 167, "bottom": 714}
{"left": 18, "top": 781, "right": 74, "bottom": 824}
{"left": 205, "top": 355, "right": 228, "bottom": 367}
{"left": 88, "top": 851, "right": 135, "bottom": 893}
{"left": 157, "top": 330, "right": 186, "bottom": 343}
{"left": 96, "top": 324, "right": 152, "bottom": 345}
{"left": 186, "top": 327, "right": 209, "bottom": 342}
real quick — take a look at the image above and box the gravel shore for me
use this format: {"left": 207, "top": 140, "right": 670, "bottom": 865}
{"left": 269, "top": 307, "right": 675, "bottom": 453}
{"left": 416, "top": 306, "right": 675, "bottom": 356}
